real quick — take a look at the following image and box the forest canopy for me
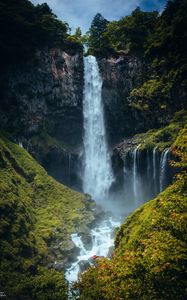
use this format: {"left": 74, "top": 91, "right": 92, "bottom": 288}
{"left": 0, "top": 0, "right": 81, "bottom": 63}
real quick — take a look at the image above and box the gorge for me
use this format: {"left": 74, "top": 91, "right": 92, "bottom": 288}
{"left": 65, "top": 55, "right": 176, "bottom": 284}
{"left": 0, "top": 0, "right": 186, "bottom": 299}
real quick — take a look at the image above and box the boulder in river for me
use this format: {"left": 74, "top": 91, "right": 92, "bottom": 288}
{"left": 78, "top": 260, "right": 91, "bottom": 272}
{"left": 81, "top": 233, "right": 93, "bottom": 251}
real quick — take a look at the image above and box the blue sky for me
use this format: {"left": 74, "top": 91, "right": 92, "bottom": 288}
{"left": 31, "top": 0, "right": 168, "bottom": 33}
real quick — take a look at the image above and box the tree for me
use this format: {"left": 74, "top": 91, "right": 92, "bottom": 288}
{"left": 88, "top": 13, "right": 110, "bottom": 56}
{"left": 74, "top": 27, "right": 82, "bottom": 40}
{"left": 35, "top": 2, "right": 54, "bottom": 17}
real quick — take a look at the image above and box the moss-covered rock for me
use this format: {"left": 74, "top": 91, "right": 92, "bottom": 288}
{"left": 0, "top": 133, "right": 96, "bottom": 299}
{"left": 114, "top": 110, "right": 187, "bottom": 161}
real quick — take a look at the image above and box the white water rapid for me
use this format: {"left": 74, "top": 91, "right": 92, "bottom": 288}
{"left": 66, "top": 219, "right": 120, "bottom": 283}
{"left": 82, "top": 55, "right": 114, "bottom": 202}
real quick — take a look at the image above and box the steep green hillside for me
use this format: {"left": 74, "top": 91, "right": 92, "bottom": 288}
{"left": 131, "top": 109, "right": 187, "bottom": 151}
{"left": 0, "top": 133, "right": 95, "bottom": 299}
{"left": 75, "top": 125, "right": 187, "bottom": 299}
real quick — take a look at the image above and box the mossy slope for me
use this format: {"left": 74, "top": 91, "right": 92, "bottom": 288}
{"left": 76, "top": 125, "right": 187, "bottom": 300}
{"left": 0, "top": 133, "right": 94, "bottom": 299}
{"left": 127, "top": 110, "right": 187, "bottom": 151}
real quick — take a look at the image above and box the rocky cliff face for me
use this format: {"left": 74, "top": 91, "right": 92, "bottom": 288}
{"left": 98, "top": 55, "right": 147, "bottom": 145}
{"left": 0, "top": 46, "right": 84, "bottom": 186}
{"left": 0, "top": 50, "right": 149, "bottom": 188}
{"left": 0, "top": 47, "right": 84, "bottom": 147}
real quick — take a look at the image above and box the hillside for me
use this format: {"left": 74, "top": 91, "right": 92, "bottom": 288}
{"left": 75, "top": 124, "right": 187, "bottom": 299}
{"left": 0, "top": 133, "right": 95, "bottom": 299}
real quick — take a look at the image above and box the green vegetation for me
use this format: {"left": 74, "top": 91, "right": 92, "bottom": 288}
{"left": 133, "top": 110, "right": 187, "bottom": 151}
{"left": 87, "top": 13, "right": 111, "bottom": 57}
{"left": 128, "top": 0, "right": 187, "bottom": 117}
{"left": 74, "top": 124, "right": 187, "bottom": 300}
{"left": 87, "top": 0, "right": 187, "bottom": 120}
{"left": 0, "top": 0, "right": 81, "bottom": 64}
{"left": 0, "top": 133, "right": 95, "bottom": 299}
{"left": 86, "top": 7, "right": 158, "bottom": 57}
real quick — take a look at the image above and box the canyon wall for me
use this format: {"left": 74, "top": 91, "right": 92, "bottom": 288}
{"left": 0, "top": 46, "right": 84, "bottom": 187}
{"left": 99, "top": 55, "right": 146, "bottom": 145}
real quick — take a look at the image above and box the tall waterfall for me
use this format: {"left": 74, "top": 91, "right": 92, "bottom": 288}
{"left": 132, "top": 145, "right": 141, "bottom": 205}
{"left": 82, "top": 55, "right": 113, "bottom": 202}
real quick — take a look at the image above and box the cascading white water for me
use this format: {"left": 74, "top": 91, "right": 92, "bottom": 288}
{"left": 122, "top": 147, "right": 172, "bottom": 211}
{"left": 132, "top": 144, "right": 141, "bottom": 205}
{"left": 82, "top": 55, "right": 114, "bottom": 202}
{"left": 153, "top": 147, "right": 157, "bottom": 194}
{"left": 66, "top": 219, "right": 120, "bottom": 283}
{"left": 65, "top": 56, "right": 118, "bottom": 284}
{"left": 160, "top": 148, "right": 170, "bottom": 192}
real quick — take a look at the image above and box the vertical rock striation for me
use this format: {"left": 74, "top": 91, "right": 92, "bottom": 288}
{"left": 98, "top": 55, "right": 146, "bottom": 145}
{"left": 0, "top": 47, "right": 84, "bottom": 186}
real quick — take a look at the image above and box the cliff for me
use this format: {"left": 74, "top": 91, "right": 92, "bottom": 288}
{"left": 98, "top": 55, "right": 146, "bottom": 145}
{"left": 0, "top": 46, "right": 84, "bottom": 186}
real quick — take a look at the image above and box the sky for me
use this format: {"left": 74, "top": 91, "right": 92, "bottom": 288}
{"left": 31, "top": 0, "right": 168, "bottom": 33}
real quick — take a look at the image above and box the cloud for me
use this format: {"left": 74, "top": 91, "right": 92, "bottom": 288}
{"left": 31, "top": 0, "right": 167, "bottom": 33}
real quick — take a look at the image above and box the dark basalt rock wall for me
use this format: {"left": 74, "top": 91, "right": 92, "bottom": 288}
{"left": 0, "top": 46, "right": 84, "bottom": 186}
{"left": 0, "top": 47, "right": 84, "bottom": 148}
{"left": 0, "top": 50, "right": 150, "bottom": 188}
{"left": 98, "top": 55, "right": 147, "bottom": 145}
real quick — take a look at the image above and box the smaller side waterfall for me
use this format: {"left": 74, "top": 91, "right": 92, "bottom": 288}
{"left": 132, "top": 145, "right": 141, "bottom": 205}
{"left": 153, "top": 147, "right": 158, "bottom": 194}
{"left": 159, "top": 148, "right": 170, "bottom": 192}
{"left": 122, "top": 147, "right": 172, "bottom": 210}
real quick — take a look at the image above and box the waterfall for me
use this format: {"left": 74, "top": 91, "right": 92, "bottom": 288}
{"left": 153, "top": 147, "right": 159, "bottom": 195}
{"left": 132, "top": 145, "right": 141, "bottom": 205}
{"left": 160, "top": 148, "right": 170, "bottom": 192}
{"left": 122, "top": 147, "right": 172, "bottom": 210}
{"left": 68, "top": 153, "right": 71, "bottom": 186}
{"left": 65, "top": 56, "right": 118, "bottom": 284}
{"left": 82, "top": 55, "right": 113, "bottom": 202}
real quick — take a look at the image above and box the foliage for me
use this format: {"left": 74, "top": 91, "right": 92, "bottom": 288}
{"left": 74, "top": 126, "right": 187, "bottom": 299}
{"left": 87, "top": 1, "right": 187, "bottom": 122}
{"left": 133, "top": 110, "right": 187, "bottom": 151}
{"left": 87, "top": 8, "right": 158, "bottom": 56}
{"left": 87, "top": 13, "right": 111, "bottom": 57}
{"left": 129, "top": 78, "right": 172, "bottom": 111}
{"left": 0, "top": 133, "right": 95, "bottom": 299}
{"left": 128, "top": 0, "right": 187, "bottom": 116}
{"left": 67, "top": 27, "right": 84, "bottom": 45}
{"left": 106, "top": 8, "right": 158, "bottom": 55}
{"left": 0, "top": 0, "right": 78, "bottom": 64}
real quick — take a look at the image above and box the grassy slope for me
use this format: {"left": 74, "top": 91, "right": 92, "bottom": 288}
{"left": 0, "top": 133, "right": 95, "bottom": 299}
{"left": 76, "top": 123, "right": 187, "bottom": 300}
{"left": 131, "top": 110, "right": 187, "bottom": 151}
